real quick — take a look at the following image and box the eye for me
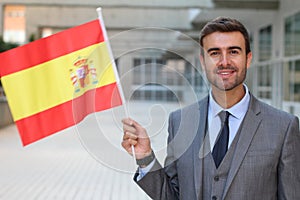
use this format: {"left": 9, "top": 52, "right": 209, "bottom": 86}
{"left": 209, "top": 51, "right": 220, "bottom": 57}
{"left": 230, "top": 49, "right": 240, "bottom": 55}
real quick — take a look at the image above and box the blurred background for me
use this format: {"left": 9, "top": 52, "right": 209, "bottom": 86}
{"left": 1, "top": 0, "right": 300, "bottom": 126}
{"left": 0, "top": 0, "right": 300, "bottom": 199}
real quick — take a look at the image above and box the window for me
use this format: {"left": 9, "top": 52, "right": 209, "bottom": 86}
{"left": 259, "top": 25, "right": 272, "bottom": 61}
{"left": 131, "top": 53, "right": 205, "bottom": 102}
{"left": 132, "top": 57, "right": 182, "bottom": 101}
{"left": 3, "top": 5, "right": 26, "bottom": 44}
{"left": 283, "top": 60, "right": 300, "bottom": 102}
{"left": 285, "top": 12, "right": 300, "bottom": 56}
{"left": 257, "top": 64, "right": 272, "bottom": 99}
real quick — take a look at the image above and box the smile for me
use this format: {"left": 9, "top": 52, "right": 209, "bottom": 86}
{"left": 217, "top": 69, "right": 236, "bottom": 77}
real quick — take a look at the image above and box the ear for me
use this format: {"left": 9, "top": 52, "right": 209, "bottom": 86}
{"left": 246, "top": 52, "right": 252, "bottom": 69}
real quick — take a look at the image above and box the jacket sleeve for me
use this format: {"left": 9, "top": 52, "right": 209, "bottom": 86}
{"left": 134, "top": 111, "right": 180, "bottom": 200}
{"left": 278, "top": 116, "right": 300, "bottom": 199}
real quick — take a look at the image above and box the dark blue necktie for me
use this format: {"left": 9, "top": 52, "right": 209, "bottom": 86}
{"left": 212, "top": 111, "right": 230, "bottom": 168}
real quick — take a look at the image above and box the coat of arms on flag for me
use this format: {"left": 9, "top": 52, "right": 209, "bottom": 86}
{"left": 70, "top": 57, "right": 99, "bottom": 93}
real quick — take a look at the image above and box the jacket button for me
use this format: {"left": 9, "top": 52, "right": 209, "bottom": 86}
{"left": 214, "top": 176, "right": 219, "bottom": 181}
{"left": 212, "top": 196, "right": 217, "bottom": 200}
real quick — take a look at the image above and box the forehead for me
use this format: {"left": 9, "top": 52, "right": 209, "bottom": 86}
{"left": 202, "top": 31, "right": 245, "bottom": 50}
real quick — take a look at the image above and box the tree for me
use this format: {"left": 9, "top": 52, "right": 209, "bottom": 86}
{"left": 0, "top": 36, "right": 19, "bottom": 53}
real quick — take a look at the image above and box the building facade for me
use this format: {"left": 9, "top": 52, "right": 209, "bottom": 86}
{"left": 0, "top": 0, "right": 300, "bottom": 127}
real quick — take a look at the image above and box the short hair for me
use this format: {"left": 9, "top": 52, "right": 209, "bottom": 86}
{"left": 199, "top": 17, "right": 251, "bottom": 55}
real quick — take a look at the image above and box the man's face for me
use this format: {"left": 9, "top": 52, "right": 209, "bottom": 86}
{"left": 200, "top": 31, "right": 252, "bottom": 92}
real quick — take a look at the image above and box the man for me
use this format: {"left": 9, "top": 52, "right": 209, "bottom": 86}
{"left": 122, "top": 17, "right": 300, "bottom": 200}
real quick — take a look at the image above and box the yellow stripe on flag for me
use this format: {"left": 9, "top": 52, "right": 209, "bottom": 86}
{"left": 2, "top": 42, "right": 116, "bottom": 121}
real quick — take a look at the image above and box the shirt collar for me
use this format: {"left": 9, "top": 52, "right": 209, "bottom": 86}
{"left": 209, "top": 85, "right": 250, "bottom": 119}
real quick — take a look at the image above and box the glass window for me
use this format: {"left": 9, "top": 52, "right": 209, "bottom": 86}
{"left": 285, "top": 12, "right": 300, "bottom": 56}
{"left": 3, "top": 5, "right": 26, "bottom": 44}
{"left": 130, "top": 47, "right": 206, "bottom": 102}
{"left": 283, "top": 60, "right": 300, "bottom": 102}
{"left": 131, "top": 53, "right": 205, "bottom": 102}
{"left": 133, "top": 58, "right": 142, "bottom": 85}
{"left": 259, "top": 25, "right": 272, "bottom": 61}
{"left": 257, "top": 64, "right": 272, "bottom": 99}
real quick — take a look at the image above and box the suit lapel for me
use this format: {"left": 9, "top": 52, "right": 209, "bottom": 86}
{"left": 194, "top": 97, "right": 209, "bottom": 200}
{"left": 222, "top": 95, "right": 263, "bottom": 198}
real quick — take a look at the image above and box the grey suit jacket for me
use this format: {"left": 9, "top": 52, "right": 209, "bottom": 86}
{"left": 135, "top": 94, "right": 300, "bottom": 200}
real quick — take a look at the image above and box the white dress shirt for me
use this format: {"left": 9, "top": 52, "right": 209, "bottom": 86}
{"left": 208, "top": 85, "right": 250, "bottom": 151}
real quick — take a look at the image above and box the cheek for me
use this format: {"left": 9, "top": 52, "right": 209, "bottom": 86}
{"left": 203, "top": 66, "right": 215, "bottom": 79}
{"left": 232, "top": 58, "right": 247, "bottom": 69}
{"left": 205, "top": 55, "right": 218, "bottom": 64}
{"left": 203, "top": 57, "right": 217, "bottom": 68}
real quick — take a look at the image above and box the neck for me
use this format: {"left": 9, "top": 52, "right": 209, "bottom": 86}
{"left": 211, "top": 84, "right": 246, "bottom": 109}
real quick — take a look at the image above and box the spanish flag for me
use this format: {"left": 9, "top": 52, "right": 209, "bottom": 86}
{"left": 0, "top": 9, "right": 123, "bottom": 146}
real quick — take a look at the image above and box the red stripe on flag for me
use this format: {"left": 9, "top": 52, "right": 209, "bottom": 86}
{"left": 16, "top": 83, "right": 122, "bottom": 146}
{"left": 0, "top": 20, "right": 104, "bottom": 77}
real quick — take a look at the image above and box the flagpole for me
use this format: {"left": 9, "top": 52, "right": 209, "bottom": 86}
{"left": 96, "top": 7, "right": 137, "bottom": 163}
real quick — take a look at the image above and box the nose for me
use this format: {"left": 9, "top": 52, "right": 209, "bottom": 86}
{"left": 218, "top": 53, "right": 230, "bottom": 67}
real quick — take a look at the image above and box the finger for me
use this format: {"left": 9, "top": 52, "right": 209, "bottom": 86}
{"left": 121, "top": 140, "right": 132, "bottom": 153}
{"left": 122, "top": 138, "right": 137, "bottom": 150}
{"left": 130, "top": 120, "right": 145, "bottom": 133}
{"left": 123, "top": 132, "right": 138, "bottom": 146}
{"left": 123, "top": 132, "right": 138, "bottom": 140}
{"left": 123, "top": 124, "right": 136, "bottom": 134}
{"left": 122, "top": 118, "right": 133, "bottom": 126}
{"left": 122, "top": 118, "right": 143, "bottom": 130}
{"left": 128, "top": 139, "right": 137, "bottom": 146}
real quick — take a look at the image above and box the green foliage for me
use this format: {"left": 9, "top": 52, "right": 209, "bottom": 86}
{"left": 0, "top": 36, "right": 19, "bottom": 53}
{"left": 29, "top": 33, "right": 36, "bottom": 42}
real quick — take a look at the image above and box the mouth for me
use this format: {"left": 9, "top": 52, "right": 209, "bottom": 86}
{"left": 217, "top": 69, "right": 236, "bottom": 79}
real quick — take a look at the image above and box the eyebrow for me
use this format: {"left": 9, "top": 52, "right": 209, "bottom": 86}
{"left": 207, "top": 46, "right": 243, "bottom": 53}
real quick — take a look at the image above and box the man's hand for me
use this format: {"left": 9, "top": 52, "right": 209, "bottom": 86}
{"left": 121, "top": 118, "right": 152, "bottom": 159}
